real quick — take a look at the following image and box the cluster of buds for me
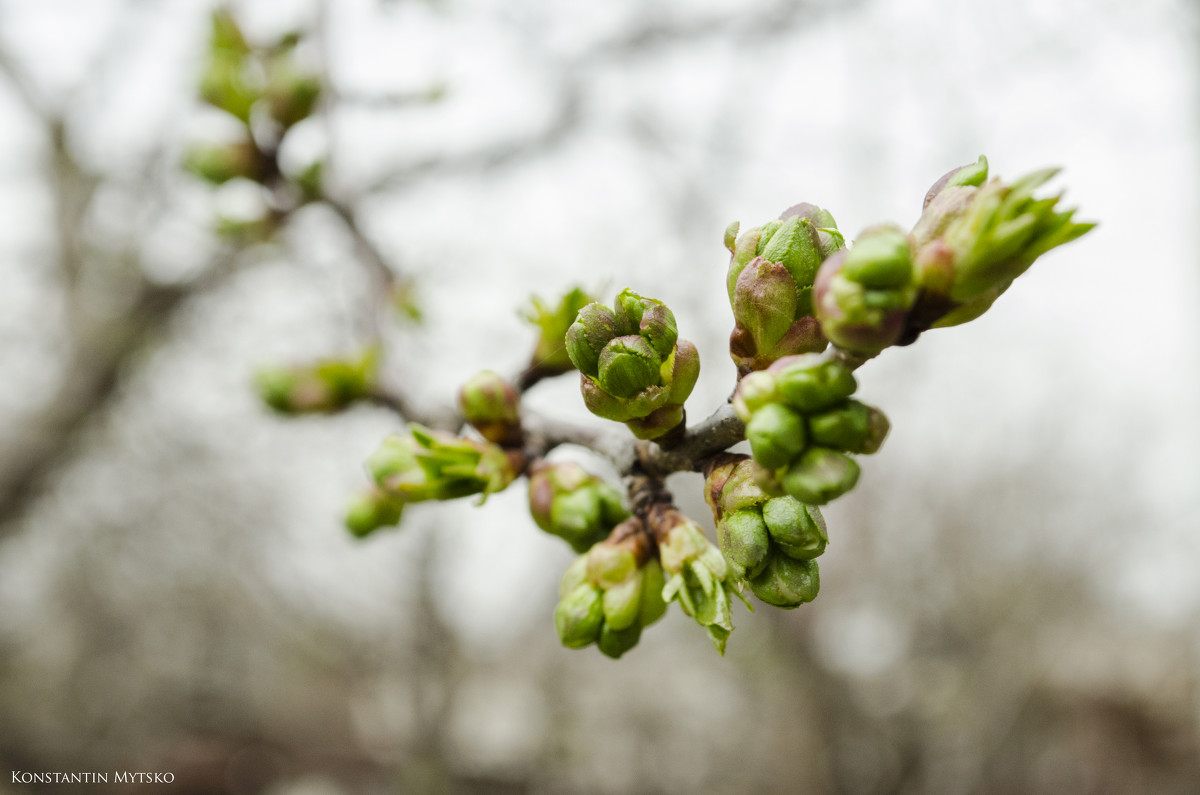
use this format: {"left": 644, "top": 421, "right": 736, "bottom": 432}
{"left": 907, "top": 156, "right": 1095, "bottom": 331}
{"left": 458, "top": 370, "right": 522, "bottom": 447}
{"left": 734, "top": 354, "right": 889, "bottom": 505}
{"left": 519, "top": 287, "right": 595, "bottom": 379}
{"left": 528, "top": 463, "right": 629, "bottom": 553}
{"left": 565, "top": 289, "right": 700, "bottom": 441}
{"left": 197, "top": 10, "right": 320, "bottom": 133}
{"left": 554, "top": 518, "right": 668, "bottom": 658}
{"left": 256, "top": 349, "right": 378, "bottom": 414}
{"left": 362, "top": 424, "right": 522, "bottom": 523}
{"left": 186, "top": 10, "right": 324, "bottom": 225}
{"left": 648, "top": 505, "right": 749, "bottom": 654}
{"left": 704, "top": 455, "right": 823, "bottom": 608}
{"left": 810, "top": 157, "right": 1093, "bottom": 356}
{"left": 724, "top": 204, "right": 844, "bottom": 375}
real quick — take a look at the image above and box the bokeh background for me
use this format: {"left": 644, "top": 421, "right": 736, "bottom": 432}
{"left": 1, "top": 0, "right": 1198, "bottom": 792}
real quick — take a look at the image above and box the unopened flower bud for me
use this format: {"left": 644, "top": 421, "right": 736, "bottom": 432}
{"left": 597, "top": 621, "right": 642, "bottom": 659}
{"left": 781, "top": 447, "right": 861, "bottom": 505}
{"left": 748, "top": 555, "right": 820, "bottom": 608}
{"left": 745, "top": 402, "right": 808, "bottom": 470}
{"left": 458, "top": 370, "right": 521, "bottom": 445}
{"left": 566, "top": 303, "right": 620, "bottom": 376}
{"left": 601, "top": 571, "right": 643, "bottom": 631}
{"left": 733, "top": 370, "right": 780, "bottom": 422}
{"left": 770, "top": 354, "right": 857, "bottom": 413}
{"left": 555, "top": 583, "right": 604, "bottom": 649}
{"left": 761, "top": 497, "right": 827, "bottom": 560}
{"left": 718, "top": 510, "right": 771, "bottom": 579}
{"left": 638, "top": 559, "right": 668, "bottom": 627}
{"left": 733, "top": 257, "right": 799, "bottom": 357}
{"left": 758, "top": 215, "right": 824, "bottom": 311}
{"left": 814, "top": 226, "right": 917, "bottom": 356}
{"left": 922, "top": 154, "right": 989, "bottom": 209}
{"left": 343, "top": 488, "right": 404, "bottom": 538}
{"left": 807, "top": 399, "right": 890, "bottom": 454}
{"left": 184, "top": 140, "right": 260, "bottom": 185}
{"left": 598, "top": 336, "right": 659, "bottom": 399}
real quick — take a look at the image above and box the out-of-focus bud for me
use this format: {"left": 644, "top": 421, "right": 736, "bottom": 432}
{"left": 747, "top": 555, "right": 820, "bottom": 608}
{"left": 343, "top": 487, "right": 404, "bottom": 538}
{"left": 264, "top": 60, "right": 321, "bottom": 129}
{"left": 653, "top": 507, "right": 746, "bottom": 655}
{"left": 814, "top": 225, "right": 917, "bottom": 356}
{"left": 744, "top": 402, "right": 807, "bottom": 470}
{"left": 520, "top": 287, "right": 594, "bottom": 376}
{"left": 184, "top": 140, "right": 260, "bottom": 185}
{"left": 555, "top": 517, "right": 665, "bottom": 658}
{"left": 199, "top": 11, "right": 259, "bottom": 124}
{"left": 527, "top": 462, "right": 628, "bottom": 553}
{"left": 807, "top": 400, "right": 891, "bottom": 454}
{"left": 458, "top": 370, "right": 522, "bottom": 446}
{"left": 255, "top": 348, "right": 378, "bottom": 414}
{"left": 781, "top": 447, "right": 860, "bottom": 505}
{"left": 555, "top": 583, "right": 604, "bottom": 649}
{"left": 566, "top": 289, "right": 698, "bottom": 440}
{"left": 367, "top": 425, "right": 521, "bottom": 505}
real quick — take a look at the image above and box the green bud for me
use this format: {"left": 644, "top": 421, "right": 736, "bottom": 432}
{"left": 733, "top": 257, "right": 798, "bottom": 357}
{"left": 586, "top": 542, "right": 638, "bottom": 589}
{"left": 638, "top": 302, "right": 679, "bottom": 359}
{"left": 727, "top": 225, "right": 767, "bottom": 302}
{"left": 733, "top": 371, "right": 780, "bottom": 423}
{"left": 841, "top": 226, "right": 914, "bottom": 289}
{"left": 807, "top": 399, "right": 890, "bottom": 454}
{"left": 758, "top": 215, "right": 824, "bottom": 303}
{"left": 601, "top": 571, "right": 643, "bottom": 631}
{"left": 638, "top": 559, "right": 668, "bottom": 627}
{"left": 368, "top": 425, "right": 519, "bottom": 504}
{"left": 771, "top": 354, "right": 857, "bottom": 413}
{"left": 748, "top": 555, "right": 820, "bottom": 608}
{"left": 546, "top": 481, "right": 627, "bottom": 553}
{"left": 565, "top": 303, "right": 619, "bottom": 376}
{"left": 343, "top": 488, "right": 404, "bottom": 538}
{"left": 264, "top": 62, "right": 321, "bottom": 129}
{"left": 761, "top": 497, "right": 827, "bottom": 559}
{"left": 559, "top": 555, "right": 589, "bottom": 598}
{"left": 555, "top": 583, "right": 604, "bottom": 649}
{"left": 665, "top": 340, "right": 701, "bottom": 405}
{"left": 723, "top": 221, "right": 740, "bottom": 253}
{"left": 781, "top": 448, "right": 860, "bottom": 505}
{"left": 184, "top": 141, "right": 259, "bottom": 185}
{"left": 719, "top": 510, "right": 771, "bottom": 578}
{"left": 745, "top": 402, "right": 808, "bottom": 470}
{"left": 922, "top": 154, "right": 989, "bottom": 209}
{"left": 458, "top": 370, "right": 521, "bottom": 445}
{"left": 597, "top": 335, "right": 661, "bottom": 399}
{"left": 597, "top": 621, "right": 642, "bottom": 659}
